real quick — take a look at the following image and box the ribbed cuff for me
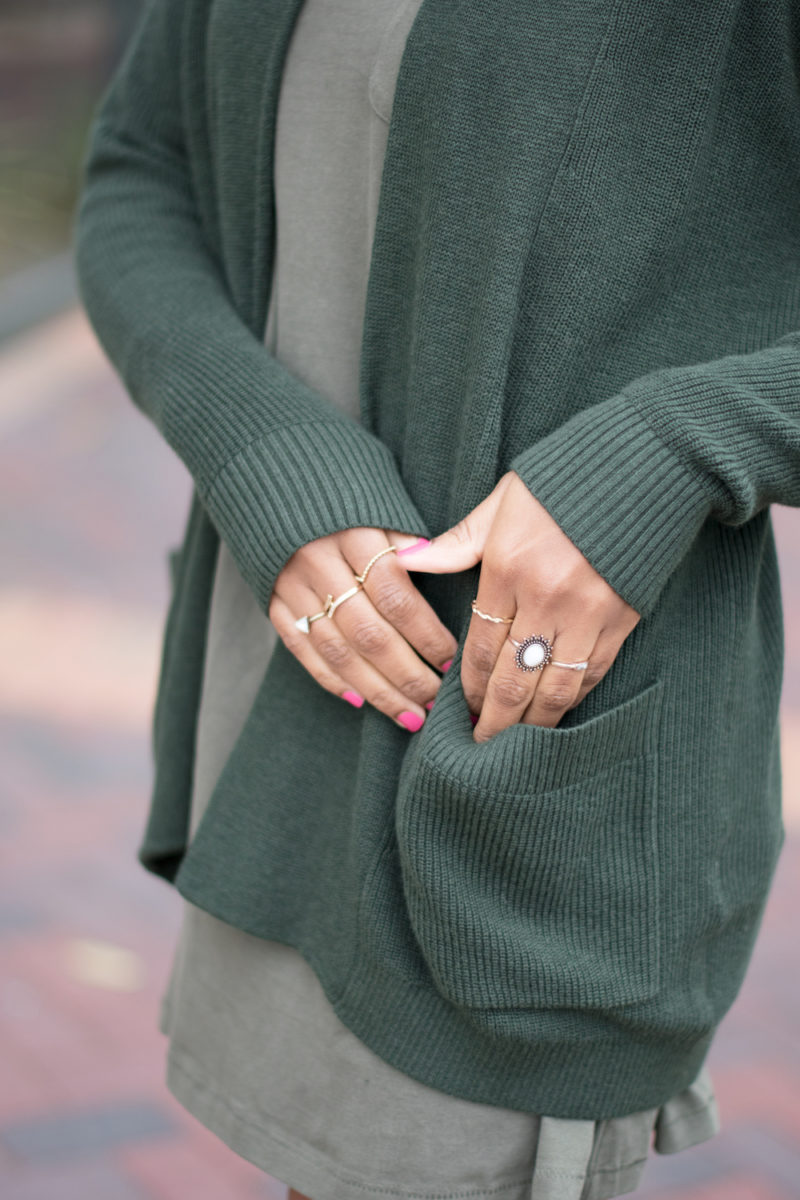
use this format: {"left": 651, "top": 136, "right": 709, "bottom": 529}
{"left": 509, "top": 394, "right": 711, "bottom": 618}
{"left": 205, "top": 421, "right": 431, "bottom": 611}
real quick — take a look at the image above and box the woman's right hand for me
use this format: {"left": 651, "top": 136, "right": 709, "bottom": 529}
{"left": 268, "top": 527, "right": 459, "bottom": 730}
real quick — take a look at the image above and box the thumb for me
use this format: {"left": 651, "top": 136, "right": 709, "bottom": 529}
{"left": 392, "top": 487, "right": 505, "bottom": 574}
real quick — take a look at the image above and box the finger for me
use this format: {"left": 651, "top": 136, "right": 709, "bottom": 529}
{"left": 269, "top": 592, "right": 363, "bottom": 707}
{"left": 459, "top": 542, "right": 527, "bottom": 719}
{"left": 472, "top": 618, "right": 556, "bottom": 743}
{"left": 291, "top": 541, "right": 442, "bottom": 718}
{"left": 278, "top": 528, "right": 444, "bottom": 723}
{"left": 460, "top": 592, "right": 517, "bottom": 723}
{"left": 326, "top": 585, "right": 443, "bottom": 710}
{"left": 520, "top": 631, "right": 598, "bottom": 728}
{"left": 565, "top": 630, "right": 623, "bottom": 709}
{"left": 343, "top": 534, "right": 457, "bottom": 673}
{"left": 276, "top": 578, "right": 432, "bottom": 729}
{"left": 385, "top": 530, "right": 432, "bottom": 555}
{"left": 389, "top": 475, "right": 513, "bottom": 575}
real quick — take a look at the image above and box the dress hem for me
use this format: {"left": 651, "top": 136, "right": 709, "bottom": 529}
{"left": 165, "top": 1045, "right": 538, "bottom": 1200}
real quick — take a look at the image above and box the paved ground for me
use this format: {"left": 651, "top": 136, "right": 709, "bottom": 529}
{"left": 1, "top": 309, "right": 798, "bottom": 1200}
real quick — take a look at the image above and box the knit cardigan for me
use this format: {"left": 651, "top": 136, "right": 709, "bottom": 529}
{"left": 75, "top": 0, "right": 800, "bottom": 1119}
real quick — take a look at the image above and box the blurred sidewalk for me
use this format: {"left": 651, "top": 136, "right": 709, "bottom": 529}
{"left": 0, "top": 309, "right": 798, "bottom": 1200}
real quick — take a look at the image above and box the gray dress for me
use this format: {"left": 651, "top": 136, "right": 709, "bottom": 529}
{"left": 158, "top": 3, "right": 721, "bottom": 1196}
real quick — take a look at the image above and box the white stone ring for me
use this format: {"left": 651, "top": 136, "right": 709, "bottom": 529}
{"left": 508, "top": 633, "right": 553, "bottom": 672}
{"left": 508, "top": 634, "right": 589, "bottom": 673}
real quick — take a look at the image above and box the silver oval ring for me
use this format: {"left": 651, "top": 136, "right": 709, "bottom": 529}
{"left": 507, "top": 636, "right": 589, "bottom": 672}
{"left": 507, "top": 633, "right": 553, "bottom": 672}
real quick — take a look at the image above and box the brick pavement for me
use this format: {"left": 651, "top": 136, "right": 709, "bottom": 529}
{"left": 0, "top": 309, "right": 798, "bottom": 1199}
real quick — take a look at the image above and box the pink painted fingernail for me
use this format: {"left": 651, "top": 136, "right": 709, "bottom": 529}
{"left": 396, "top": 537, "right": 431, "bottom": 557}
{"left": 441, "top": 658, "right": 453, "bottom": 673}
{"left": 469, "top": 713, "right": 478, "bottom": 726}
{"left": 342, "top": 690, "right": 364, "bottom": 708}
{"left": 398, "top": 710, "right": 425, "bottom": 732}
{"left": 425, "top": 700, "right": 435, "bottom": 711}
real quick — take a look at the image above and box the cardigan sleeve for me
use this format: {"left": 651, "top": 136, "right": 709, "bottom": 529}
{"left": 509, "top": 330, "right": 800, "bottom": 618}
{"left": 73, "top": 0, "right": 429, "bottom": 614}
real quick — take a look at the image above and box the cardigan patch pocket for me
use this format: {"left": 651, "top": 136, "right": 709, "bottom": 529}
{"left": 394, "top": 674, "right": 665, "bottom": 1012}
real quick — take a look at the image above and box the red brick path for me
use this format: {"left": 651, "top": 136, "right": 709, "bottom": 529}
{"left": 1, "top": 311, "right": 798, "bottom": 1199}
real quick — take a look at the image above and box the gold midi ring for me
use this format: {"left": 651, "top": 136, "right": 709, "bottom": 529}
{"left": 353, "top": 544, "right": 397, "bottom": 585}
{"left": 471, "top": 598, "right": 514, "bottom": 625}
{"left": 324, "top": 583, "right": 363, "bottom": 618}
{"left": 294, "top": 583, "right": 363, "bottom": 634}
{"left": 295, "top": 544, "right": 398, "bottom": 634}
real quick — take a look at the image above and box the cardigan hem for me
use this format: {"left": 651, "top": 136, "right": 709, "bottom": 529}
{"left": 170, "top": 874, "right": 713, "bottom": 1122}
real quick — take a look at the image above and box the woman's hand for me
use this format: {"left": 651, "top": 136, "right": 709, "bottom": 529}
{"left": 396, "top": 472, "right": 641, "bottom": 740}
{"left": 269, "top": 528, "right": 458, "bottom": 730}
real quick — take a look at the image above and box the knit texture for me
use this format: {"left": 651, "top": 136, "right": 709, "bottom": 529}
{"left": 75, "top": 0, "right": 798, "bottom": 1117}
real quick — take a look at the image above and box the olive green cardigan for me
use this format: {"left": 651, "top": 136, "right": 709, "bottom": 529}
{"left": 75, "top": 0, "right": 799, "bottom": 1118}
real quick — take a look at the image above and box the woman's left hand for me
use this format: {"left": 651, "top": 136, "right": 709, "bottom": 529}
{"left": 395, "top": 471, "right": 641, "bottom": 740}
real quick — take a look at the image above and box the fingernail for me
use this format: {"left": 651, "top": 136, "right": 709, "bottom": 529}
{"left": 398, "top": 710, "right": 425, "bottom": 732}
{"left": 342, "top": 690, "right": 364, "bottom": 708}
{"left": 441, "top": 658, "right": 453, "bottom": 672}
{"left": 469, "top": 713, "right": 478, "bottom": 726}
{"left": 425, "top": 700, "right": 435, "bottom": 711}
{"left": 396, "top": 537, "right": 431, "bottom": 557}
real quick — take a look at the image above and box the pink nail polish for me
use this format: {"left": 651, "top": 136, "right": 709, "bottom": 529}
{"left": 441, "top": 658, "right": 453, "bottom": 673}
{"left": 342, "top": 690, "right": 364, "bottom": 708}
{"left": 469, "top": 713, "right": 478, "bottom": 726}
{"left": 396, "top": 537, "right": 431, "bottom": 557}
{"left": 425, "top": 700, "right": 435, "bottom": 711}
{"left": 398, "top": 710, "right": 425, "bottom": 732}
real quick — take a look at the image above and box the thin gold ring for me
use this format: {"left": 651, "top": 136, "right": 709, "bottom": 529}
{"left": 324, "top": 583, "right": 363, "bottom": 618}
{"left": 353, "top": 544, "right": 397, "bottom": 585}
{"left": 471, "top": 598, "right": 514, "bottom": 625}
{"left": 294, "top": 583, "right": 363, "bottom": 633}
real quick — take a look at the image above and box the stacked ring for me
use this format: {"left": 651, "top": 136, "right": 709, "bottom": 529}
{"left": 294, "top": 544, "right": 398, "bottom": 633}
{"left": 470, "top": 598, "right": 590, "bottom": 672}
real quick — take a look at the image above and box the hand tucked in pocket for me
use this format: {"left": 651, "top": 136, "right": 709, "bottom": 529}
{"left": 396, "top": 471, "right": 641, "bottom": 739}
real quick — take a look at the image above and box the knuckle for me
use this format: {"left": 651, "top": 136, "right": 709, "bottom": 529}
{"left": 537, "top": 686, "right": 575, "bottom": 713}
{"left": 315, "top": 668, "right": 345, "bottom": 694}
{"left": 370, "top": 579, "right": 416, "bottom": 624}
{"left": 488, "top": 674, "right": 530, "bottom": 710}
{"left": 279, "top": 632, "right": 305, "bottom": 658}
{"left": 317, "top": 635, "right": 353, "bottom": 670}
{"left": 466, "top": 638, "right": 498, "bottom": 677}
{"left": 349, "top": 620, "right": 391, "bottom": 657}
{"left": 537, "top": 577, "right": 566, "bottom": 605}
{"left": 450, "top": 518, "right": 474, "bottom": 548}
{"left": 396, "top": 674, "right": 430, "bottom": 702}
{"left": 584, "top": 588, "right": 610, "bottom": 613}
{"left": 368, "top": 687, "right": 395, "bottom": 712}
{"left": 483, "top": 555, "right": 514, "bottom": 586}
{"left": 584, "top": 660, "right": 611, "bottom": 686}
